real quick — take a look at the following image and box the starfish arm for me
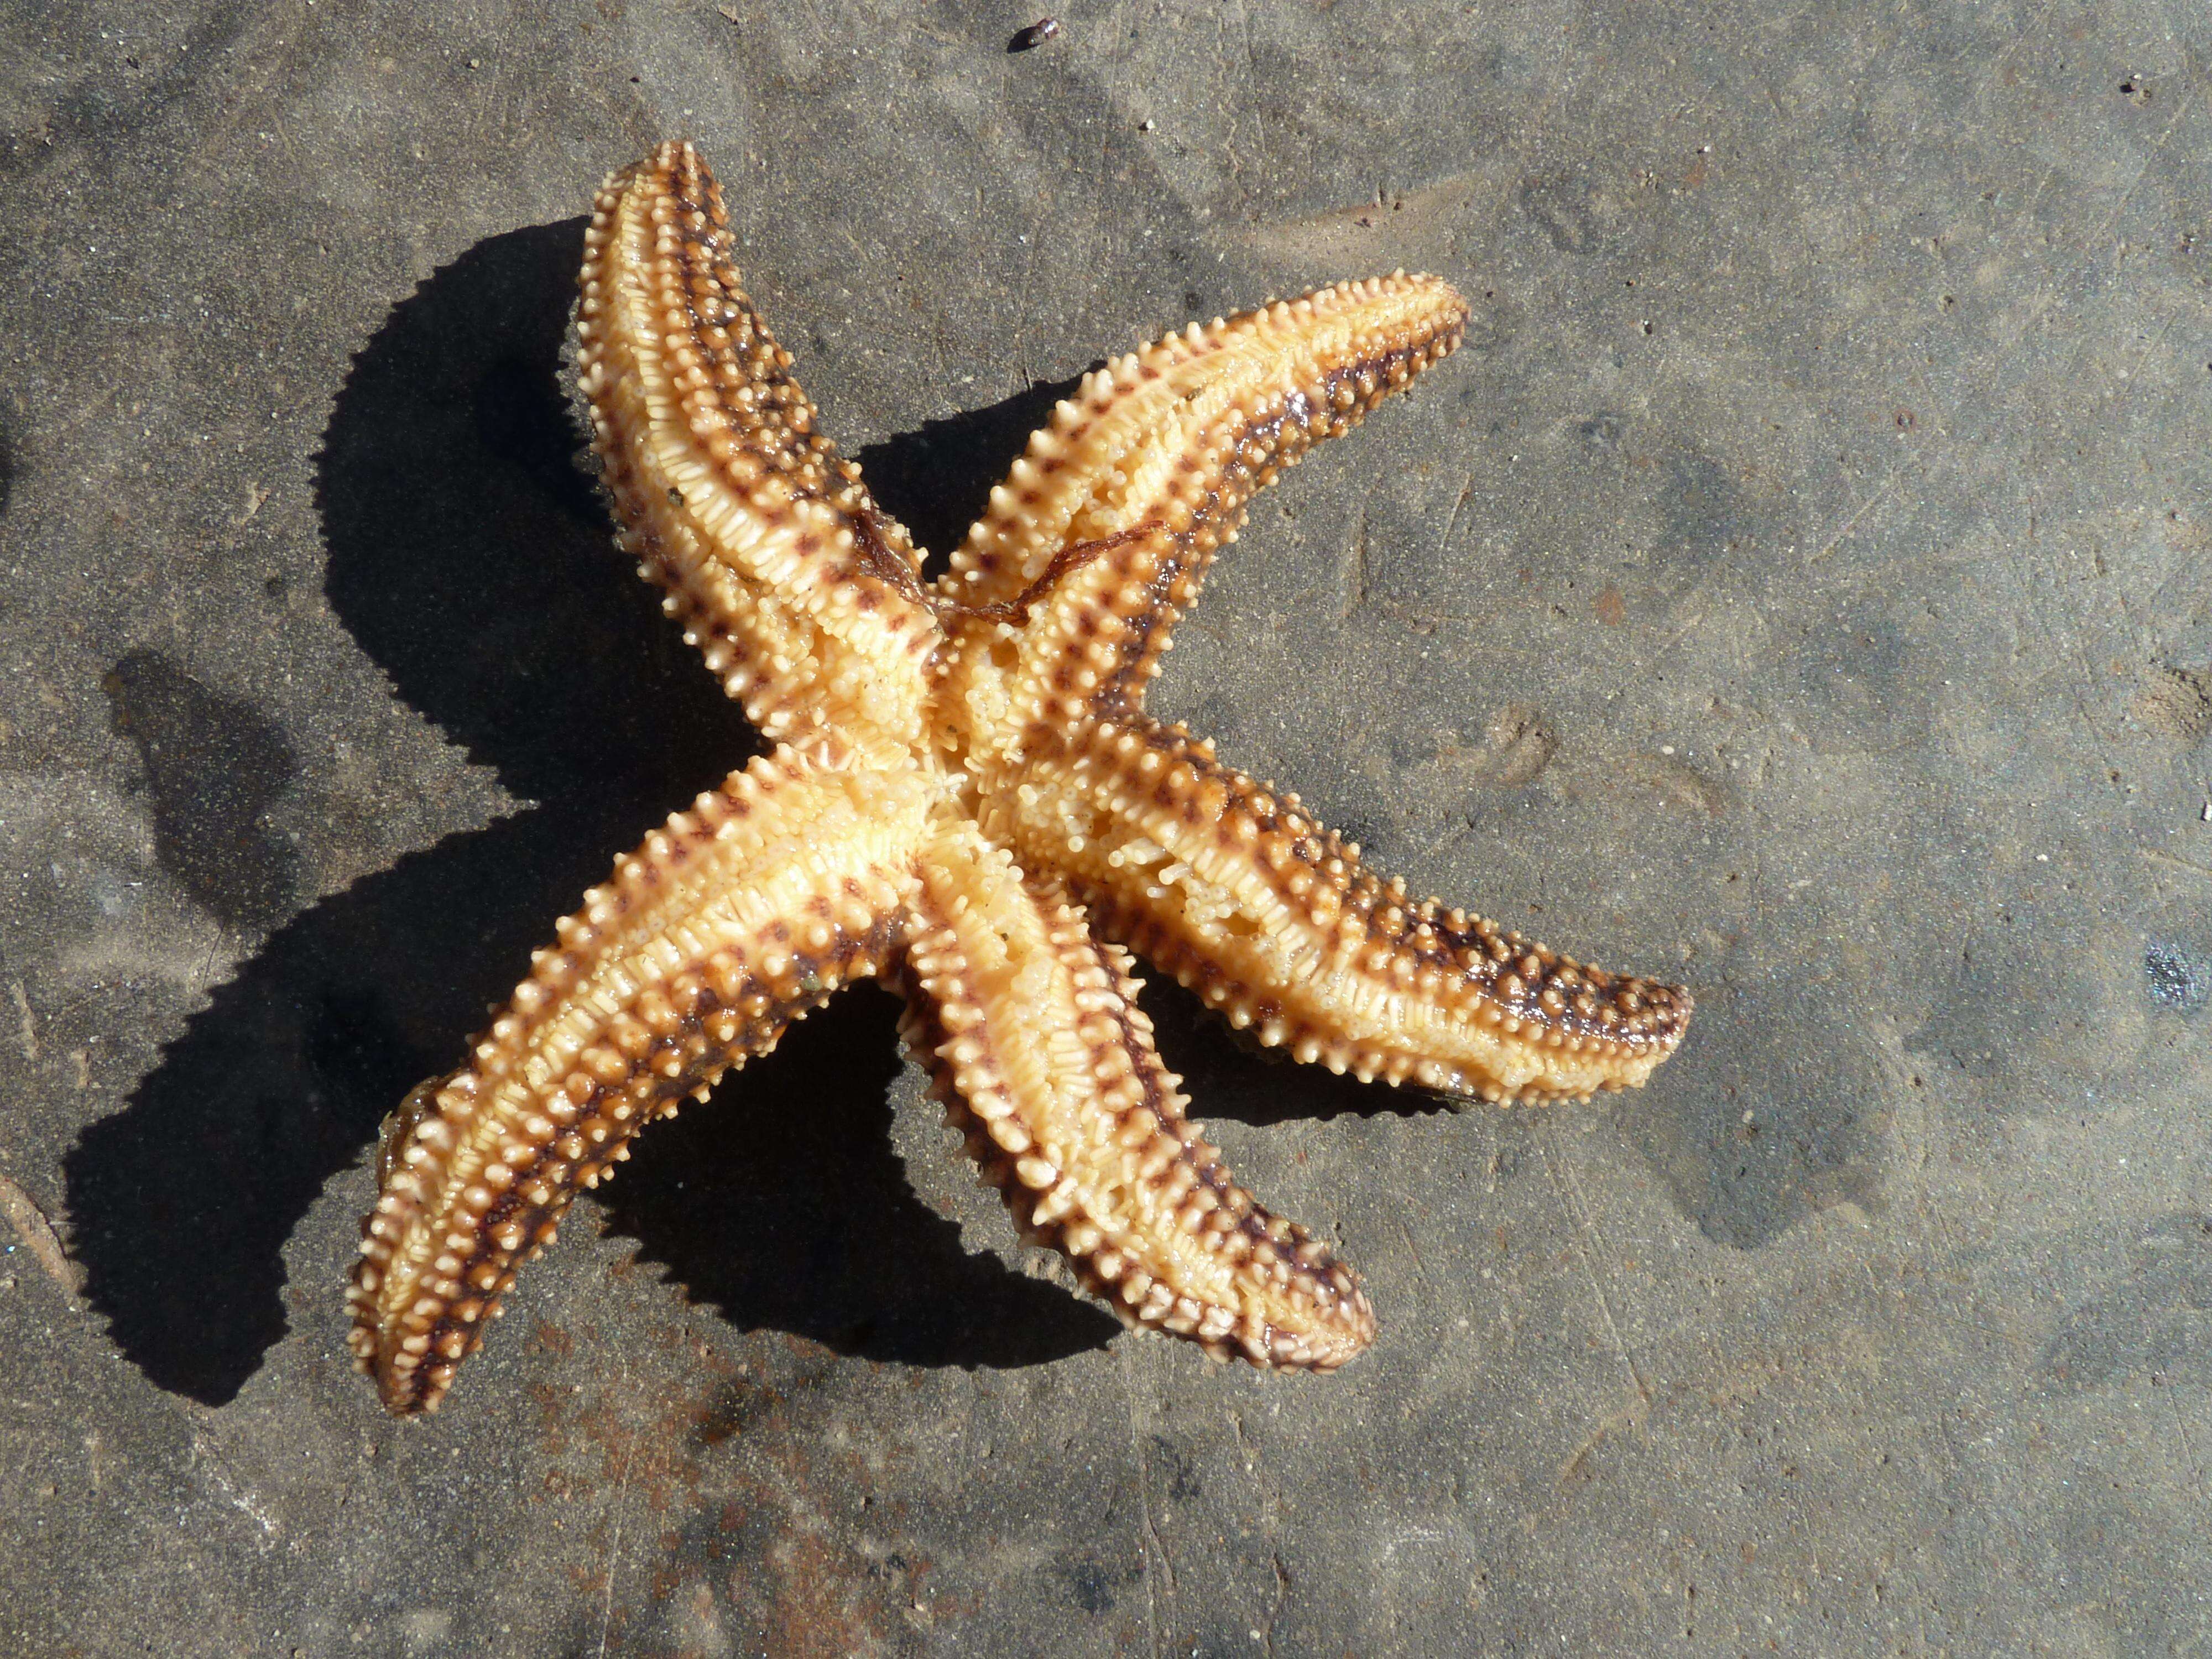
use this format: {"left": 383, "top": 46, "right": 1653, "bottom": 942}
{"left": 894, "top": 820, "right": 1375, "bottom": 1369}
{"left": 992, "top": 716, "right": 1692, "bottom": 1105}
{"left": 578, "top": 142, "right": 941, "bottom": 759}
{"left": 348, "top": 743, "right": 931, "bottom": 1414}
{"left": 933, "top": 276, "right": 1466, "bottom": 751}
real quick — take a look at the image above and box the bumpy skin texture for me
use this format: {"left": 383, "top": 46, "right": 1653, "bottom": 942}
{"left": 348, "top": 142, "right": 1692, "bottom": 1415}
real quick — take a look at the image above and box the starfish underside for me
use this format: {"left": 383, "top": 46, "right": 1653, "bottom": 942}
{"left": 348, "top": 142, "right": 1692, "bottom": 1414}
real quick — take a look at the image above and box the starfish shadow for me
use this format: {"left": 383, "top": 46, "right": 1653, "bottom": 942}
{"left": 64, "top": 218, "right": 1114, "bottom": 1407}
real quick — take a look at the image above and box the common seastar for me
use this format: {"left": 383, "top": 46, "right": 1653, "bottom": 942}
{"left": 348, "top": 141, "right": 1692, "bottom": 1415}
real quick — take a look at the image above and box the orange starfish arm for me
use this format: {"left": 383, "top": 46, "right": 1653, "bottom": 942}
{"left": 577, "top": 144, "right": 941, "bottom": 759}
{"left": 897, "top": 823, "right": 1374, "bottom": 1369}
{"left": 933, "top": 275, "right": 1468, "bottom": 752}
{"left": 347, "top": 743, "right": 930, "bottom": 1413}
{"left": 994, "top": 714, "right": 1692, "bottom": 1104}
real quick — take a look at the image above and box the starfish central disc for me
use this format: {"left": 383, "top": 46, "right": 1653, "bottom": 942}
{"left": 346, "top": 141, "right": 1692, "bottom": 1415}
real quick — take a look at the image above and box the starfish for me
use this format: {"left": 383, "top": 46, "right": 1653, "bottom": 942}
{"left": 347, "top": 141, "right": 1692, "bottom": 1415}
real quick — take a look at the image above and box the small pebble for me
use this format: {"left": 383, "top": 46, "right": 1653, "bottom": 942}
{"left": 1009, "top": 17, "right": 1060, "bottom": 51}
